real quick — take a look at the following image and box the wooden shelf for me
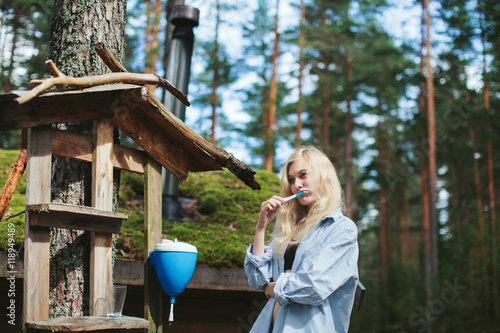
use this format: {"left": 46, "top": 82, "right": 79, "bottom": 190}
{"left": 26, "top": 203, "right": 127, "bottom": 233}
{"left": 25, "top": 316, "right": 149, "bottom": 331}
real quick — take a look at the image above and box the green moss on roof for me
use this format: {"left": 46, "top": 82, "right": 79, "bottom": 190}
{"left": 119, "top": 169, "right": 280, "bottom": 267}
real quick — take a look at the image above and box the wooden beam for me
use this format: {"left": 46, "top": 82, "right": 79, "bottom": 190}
{"left": 90, "top": 119, "right": 115, "bottom": 317}
{"left": 51, "top": 128, "right": 145, "bottom": 174}
{"left": 144, "top": 155, "right": 163, "bottom": 333}
{"left": 0, "top": 85, "right": 130, "bottom": 131}
{"left": 23, "top": 126, "right": 51, "bottom": 329}
{"left": 111, "top": 91, "right": 192, "bottom": 181}
{"left": 26, "top": 203, "right": 127, "bottom": 233}
{"left": 25, "top": 316, "right": 149, "bottom": 331}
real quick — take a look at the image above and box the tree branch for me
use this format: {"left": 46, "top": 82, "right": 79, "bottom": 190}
{"left": 16, "top": 60, "right": 190, "bottom": 106}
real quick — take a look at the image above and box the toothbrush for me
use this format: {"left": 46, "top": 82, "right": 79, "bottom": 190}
{"left": 282, "top": 191, "right": 306, "bottom": 203}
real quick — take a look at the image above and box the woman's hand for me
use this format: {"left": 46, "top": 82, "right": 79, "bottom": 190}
{"left": 252, "top": 196, "right": 283, "bottom": 256}
{"left": 265, "top": 282, "right": 276, "bottom": 299}
{"left": 256, "top": 196, "right": 283, "bottom": 231}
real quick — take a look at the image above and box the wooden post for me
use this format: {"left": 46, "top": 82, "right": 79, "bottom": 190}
{"left": 23, "top": 126, "right": 52, "bottom": 329}
{"left": 90, "top": 119, "right": 115, "bottom": 316}
{"left": 144, "top": 155, "right": 163, "bottom": 333}
{"left": 0, "top": 149, "right": 27, "bottom": 220}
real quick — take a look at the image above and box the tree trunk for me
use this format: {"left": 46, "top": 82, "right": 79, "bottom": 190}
{"left": 345, "top": 52, "right": 353, "bottom": 218}
{"left": 418, "top": 4, "right": 433, "bottom": 322}
{"left": 210, "top": 0, "right": 221, "bottom": 145}
{"left": 145, "top": 0, "right": 161, "bottom": 73}
{"left": 145, "top": 0, "right": 161, "bottom": 92}
{"left": 47, "top": 0, "right": 126, "bottom": 317}
{"left": 333, "top": 106, "right": 342, "bottom": 176}
{"left": 4, "top": 6, "right": 21, "bottom": 92}
{"left": 479, "top": 0, "right": 498, "bottom": 315}
{"left": 470, "top": 119, "right": 488, "bottom": 307}
{"left": 320, "top": 10, "right": 330, "bottom": 155}
{"left": 262, "top": 0, "right": 280, "bottom": 171}
{"left": 162, "top": 0, "right": 185, "bottom": 104}
{"left": 401, "top": 177, "right": 411, "bottom": 262}
{"left": 295, "top": 0, "right": 305, "bottom": 148}
{"left": 376, "top": 104, "right": 390, "bottom": 327}
{"left": 424, "top": 0, "right": 439, "bottom": 285}
{"left": 377, "top": 119, "right": 389, "bottom": 285}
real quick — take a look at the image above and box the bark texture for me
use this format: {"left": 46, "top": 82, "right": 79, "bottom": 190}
{"left": 47, "top": 0, "right": 126, "bottom": 318}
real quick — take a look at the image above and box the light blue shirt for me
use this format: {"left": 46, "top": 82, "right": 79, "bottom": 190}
{"left": 244, "top": 208, "right": 359, "bottom": 333}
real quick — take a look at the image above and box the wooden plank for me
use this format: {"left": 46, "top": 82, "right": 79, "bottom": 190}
{"left": 25, "top": 316, "right": 149, "bottom": 331}
{"left": 51, "top": 129, "right": 145, "bottom": 174}
{"left": 111, "top": 91, "right": 194, "bottom": 181}
{"left": 0, "top": 85, "right": 139, "bottom": 131}
{"left": 51, "top": 129, "right": 93, "bottom": 162}
{"left": 90, "top": 119, "right": 115, "bottom": 317}
{"left": 27, "top": 203, "right": 127, "bottom": 219}
{"left": 112, "top": 142, "right": 145, "bottom": 174}
{"left": 23, "top": 126, "right": 51, "bottom": 328}
{"left": 144, "top": 155, "right": 163, "bottom": 333}
{"left": 26, "top": 203, "right": 127, "bottom": 233}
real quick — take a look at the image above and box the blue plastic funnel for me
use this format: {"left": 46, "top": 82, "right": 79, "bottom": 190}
{"left": 150, "top": 239, "right": 197, "bottom": 321}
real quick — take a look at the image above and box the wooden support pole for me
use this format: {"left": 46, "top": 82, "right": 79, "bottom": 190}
{"left": 0, "top": 149, "right": 27, "bottom": 220}
{"left": 144, "top": 155, "right": 163, "bottom": 333}
{"left": 90, "top": 119, "right": 115, "bottom": 316}
{"left": 23, "top": 126, "right": 52, "bottom": 329}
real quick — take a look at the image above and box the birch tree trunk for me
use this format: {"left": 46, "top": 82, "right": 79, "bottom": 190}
{"left": 47, "top": 0, "right": 126, "bottom": 317}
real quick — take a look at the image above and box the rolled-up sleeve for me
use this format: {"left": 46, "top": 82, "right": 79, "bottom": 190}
{"left": 244, "top": 243, "right": 275, "bottom": 290}
{"left": 274, "top": 222, "right": 358, "bottom": 306}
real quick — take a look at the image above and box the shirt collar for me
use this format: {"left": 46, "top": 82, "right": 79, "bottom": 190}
{"left": 321, "top": 207, "right": 344, "bottom": 223}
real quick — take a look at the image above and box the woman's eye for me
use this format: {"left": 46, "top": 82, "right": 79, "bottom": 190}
{"left": 288, "top": 178, "right": 295, "bottom": 184}
{"left": 300, "top": 172, "right": 307, "bottom": 178}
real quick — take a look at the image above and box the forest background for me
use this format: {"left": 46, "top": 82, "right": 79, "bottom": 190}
{"left": 0, "top": 0, "right": 499, "bottom": 332}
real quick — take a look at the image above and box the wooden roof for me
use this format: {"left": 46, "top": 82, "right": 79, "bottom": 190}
{"left": 0, "top": 84, "right": 260, "bottom": 189}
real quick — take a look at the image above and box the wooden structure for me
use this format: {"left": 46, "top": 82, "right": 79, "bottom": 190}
{"left": 0, "top": 82, "right": 259, "bottom": 332}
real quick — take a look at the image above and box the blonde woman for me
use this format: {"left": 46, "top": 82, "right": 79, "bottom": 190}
{"left": 244, "top": 146, "right": 359, "bottom": 332}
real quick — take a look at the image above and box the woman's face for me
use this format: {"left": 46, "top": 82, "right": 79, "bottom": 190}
{"left": 287, "top": 158, "right": 317, "bottom": 208}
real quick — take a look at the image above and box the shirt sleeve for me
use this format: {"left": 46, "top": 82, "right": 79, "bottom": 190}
{"left": 244, "top": 243, "right": 275, "bottom": 290}
{"left": 273, "top": 221, "right": 358, "bottom": 306}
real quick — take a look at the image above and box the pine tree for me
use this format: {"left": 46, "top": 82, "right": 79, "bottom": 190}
{"left": 240, "top": 0, "right": 290, "bottom": 170}
{"left": 46, "top": 0, "right": 126, "bottom": 317}
{"left": 190, "top": 0, "right": 239, "bottom": 146}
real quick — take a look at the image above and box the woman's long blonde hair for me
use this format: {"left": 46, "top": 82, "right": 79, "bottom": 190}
{"left": 272, "top": 146, "right": 344, "bottom": 255}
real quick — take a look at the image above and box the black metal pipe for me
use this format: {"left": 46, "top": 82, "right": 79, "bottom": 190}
{"left": 162, "top": 5, "right": 199, "bottom": 221}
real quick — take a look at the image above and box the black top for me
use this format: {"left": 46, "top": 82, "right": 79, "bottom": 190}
{"left": 284, "top": 244, "right": 299, "bottom": 272}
